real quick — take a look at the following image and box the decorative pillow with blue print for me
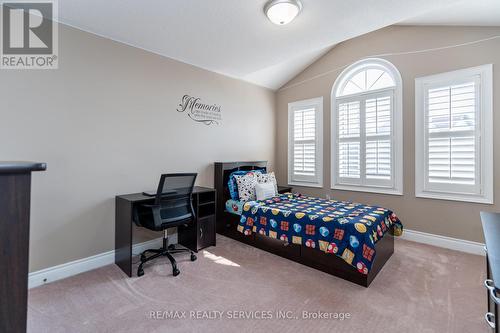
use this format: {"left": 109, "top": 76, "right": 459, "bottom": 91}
{"left": 234, "top": 173, "right": 260, "bottom": 202}
{"left": 228, "top": 169, "right": 265, "bottom": 200}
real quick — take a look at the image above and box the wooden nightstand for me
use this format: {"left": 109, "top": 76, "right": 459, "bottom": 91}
{"left": 277, "top": 185, "right": 293, "bottom": 194}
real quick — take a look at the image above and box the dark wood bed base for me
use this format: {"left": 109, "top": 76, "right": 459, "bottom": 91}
{"left": 214, "top": 161, "right": 394, "bottom": 287}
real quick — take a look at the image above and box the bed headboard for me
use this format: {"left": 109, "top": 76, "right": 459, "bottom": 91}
{"left": 214, "top": 161, "right": 267, "bottom": 228}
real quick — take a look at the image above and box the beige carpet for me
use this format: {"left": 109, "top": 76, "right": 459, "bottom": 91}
{"left": 28, "top": 235, "right": 487, "bottom": 333}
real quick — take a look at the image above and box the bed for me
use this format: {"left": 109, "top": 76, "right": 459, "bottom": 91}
{"left": 214, "top": 161, "right": 402, "bottom": 287}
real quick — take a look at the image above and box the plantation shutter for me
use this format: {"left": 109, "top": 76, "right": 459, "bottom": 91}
{"left": 336, "top": 92, "right": 393, "bottom": 187}
{"left": 337, "top": 101, "right": 361, "bottom": 181}
{"left": 365, "top": 94, "right": 392, "bottom": 186}
{"left": 424, "top": 78, "right": 480, "bottom": 194}
{"left": 332, "top": 60, "right": 404, "bottom": 194}
{"left": 293, "top": 108, "right": 316, "bottom": 178}
{"left": 289, "top": 98, "right": 322, "bottom": 185}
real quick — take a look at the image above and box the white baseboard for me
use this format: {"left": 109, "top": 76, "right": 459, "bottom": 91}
{"left": 28, "top": 229, "right": 485, "bottom": 289}
{"left": 28, "top": 238, "right": 163, "bottom": 289}
{"left": 400, "top": 229, "right": 485, "bottom": 256}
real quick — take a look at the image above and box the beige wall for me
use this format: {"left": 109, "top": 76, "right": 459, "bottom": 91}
{"left": 0, "top": 24, "right": 275, "bottom": 272}
{"left": 276, "top": 26, "right": 500, "bottom": 243}
{"left": 2, "top": 24, "right": 498, "bottom": 272}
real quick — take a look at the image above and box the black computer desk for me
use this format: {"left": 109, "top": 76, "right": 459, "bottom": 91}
{"left": 115, "top": 186, "right": 216, "bottom": 277}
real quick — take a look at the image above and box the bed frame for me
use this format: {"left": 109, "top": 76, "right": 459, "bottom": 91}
{"left": 214, "top": 161, "right": 394, "bottom": 287}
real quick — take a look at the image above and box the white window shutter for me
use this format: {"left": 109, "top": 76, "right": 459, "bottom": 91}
{"left": 288, "top": 98, "right": 323, "bottom": 187}
{"left": 338, "top": 101, "right": 360, "bottom": 138}
{"left": 366, "top": 139, "right": 391, "bottom": 180}
{"left": 332, "top": 58, "right": 403, "bottom": 195}
{"left": 338, "top": 142, "right": 360, "bottom": 178}
{"left": 426, "top": 82, "right": 477, "bottom": 186}
{"left": 365, "top": 95, "right": 392, "bottom": 184}
{"left": 415, "top": 64, "right": 493, "bottom": 204}
{"left": 293, "top": 108, "right": 316, "bottom": 177}
{"left": 337, "top": 101, "right": 361, "bottom": 179}
{"left": 336, "top": 92, "right": 394, "bottom": 187}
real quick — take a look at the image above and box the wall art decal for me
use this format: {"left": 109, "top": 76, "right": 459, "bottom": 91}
{"left": 176, "top": 95, "right": 222, "bottom": 125}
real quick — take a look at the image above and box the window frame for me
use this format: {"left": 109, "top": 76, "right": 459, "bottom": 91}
{"left": 331, "top": 58, "right": 403, "bottom": 195}
{"left": 415, "top": 64, "right": 494, "bottom": 204}
{"left": 288, "top": 97, "right": 324, "bottom": 188}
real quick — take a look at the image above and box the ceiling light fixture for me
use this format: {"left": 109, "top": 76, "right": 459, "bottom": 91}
{"left": 264, "top": 0, "right": 303, "bottom": 25}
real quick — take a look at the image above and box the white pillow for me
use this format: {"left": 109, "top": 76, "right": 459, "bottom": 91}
{"left": 234, "top": 173, "right": 258, "bottom": 201}
{"left": 256, "top": 172, "right": 278, "bottom": 193}
{"left": 255, "top": 182, "right": 277, "bottom": 201}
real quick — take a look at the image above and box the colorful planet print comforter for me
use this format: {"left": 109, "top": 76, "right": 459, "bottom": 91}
{"left": 237, "top": 193, "right": 403, "bottom": 275}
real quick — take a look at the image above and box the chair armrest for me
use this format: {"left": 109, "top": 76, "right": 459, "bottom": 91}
{"left": 141, "top": 204, "right": 159, "bottom": 208}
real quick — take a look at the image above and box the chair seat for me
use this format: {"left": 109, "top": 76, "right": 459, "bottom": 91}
{"left": 134, "top": 205, "right": 194, "bottom": 231}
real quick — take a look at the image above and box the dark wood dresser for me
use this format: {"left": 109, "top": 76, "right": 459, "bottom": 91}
{"left": 0, "top": 161, "right": 46, "bottom": 333}
{"left": 481, "top": 212, "right": 500, "bottom": 333}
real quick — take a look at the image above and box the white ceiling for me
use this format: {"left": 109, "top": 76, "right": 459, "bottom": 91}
{"left": 58, "top": 0, "right": 496, "bottom": 90}
{"left": 401, "top": 0, "right": 500, "bottom": 26}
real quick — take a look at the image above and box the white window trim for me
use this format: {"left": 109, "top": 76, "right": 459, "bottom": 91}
{"left": 288, "top": 97, "right": 323, "bottom": 188}
{"left": 331, "top": 58, "right": 403, "bottom": 195}
{"left": 415, "top": 64, "right": 494, "bottom": 204}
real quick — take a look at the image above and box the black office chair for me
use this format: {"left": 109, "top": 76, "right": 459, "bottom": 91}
{"left": 133, "top": 173, "right": 198, "bottom": 277}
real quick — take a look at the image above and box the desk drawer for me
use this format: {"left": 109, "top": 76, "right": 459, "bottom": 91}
{"left": 485, "top": 278, "right": 499, "bottom": 332}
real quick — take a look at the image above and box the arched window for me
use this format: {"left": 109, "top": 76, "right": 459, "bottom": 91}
{"left": 331, "top": 58, "right": 403, "bottom": 194}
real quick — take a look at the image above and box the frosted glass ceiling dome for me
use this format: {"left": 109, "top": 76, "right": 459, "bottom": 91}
{"left": 264, "top": 0, "right": 303, "bottom": 25}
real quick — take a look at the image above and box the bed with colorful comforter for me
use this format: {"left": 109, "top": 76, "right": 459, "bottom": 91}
{"left": 237, "top": 193, "right": 403, "bottom": 275}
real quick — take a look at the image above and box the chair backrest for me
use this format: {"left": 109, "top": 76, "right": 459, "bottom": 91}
{"left": 155, "top": 173, "right": 197, "bottom": 224}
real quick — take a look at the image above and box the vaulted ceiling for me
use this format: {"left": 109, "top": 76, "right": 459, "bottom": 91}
{"left": 58, "top": 0, "right": 499, "bottom": 90}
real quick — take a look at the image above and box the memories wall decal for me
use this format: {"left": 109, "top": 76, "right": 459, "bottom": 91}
{"left": 176, "top": 95, "right": 222, "bottom": 125}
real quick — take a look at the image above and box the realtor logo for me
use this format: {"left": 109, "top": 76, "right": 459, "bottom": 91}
{"left": 1, "top": 0, "right": 58, "bottom": 69}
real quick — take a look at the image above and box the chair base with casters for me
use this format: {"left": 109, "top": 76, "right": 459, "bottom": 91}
{"left": 137, "top": 229, "right": 197, "bottom": 277}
